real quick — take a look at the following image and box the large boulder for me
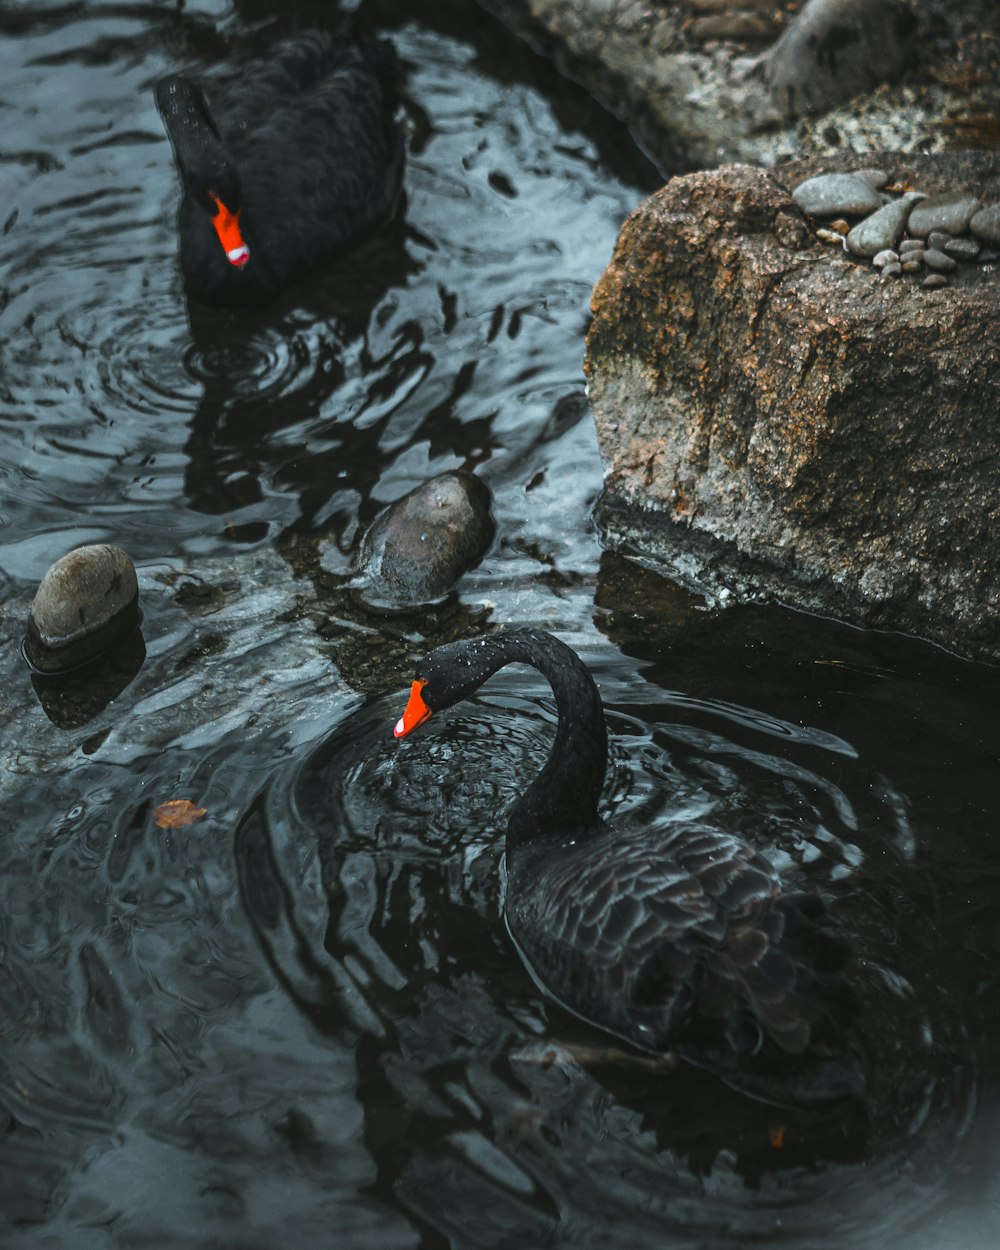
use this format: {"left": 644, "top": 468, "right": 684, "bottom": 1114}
{"left": 585, "top": 152, "right": 1000, "bottom": 660}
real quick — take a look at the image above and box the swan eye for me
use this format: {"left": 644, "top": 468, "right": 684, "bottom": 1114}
{"left": 210, "top": 196, "right": 249, "bottom": 267}
{"left": 394, "top": 679, "right": 431, "bottom": 738}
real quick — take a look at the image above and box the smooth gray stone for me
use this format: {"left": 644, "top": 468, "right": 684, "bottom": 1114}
{"left": 899, "top": 239, "right": 925, "bottom": 254}
{"left": 763, "top": 0, "right": 917, "bottom": 118}
{"left": 855, "top": 168, "right": 890, "bottom": 189}
{"left": 880, "top": 261, "right": 902, "bottom": 277}
{"left": 908, "top": 193, "right": 981, "bottom": 238}
{"left": 924, "top": 248, "right": 958, "bottom": 273}
{"left": 845, "top": 195, "right": 915, "bottom": 258}
{"left": 944, "top": 237, "right": 980, "bottom": 260}
{"left": 354, "top": 471, "right": 494, "bottom": 609}
{"left": 792, "top": 173, "right": 884, "bottom": 218}
{"left": 25, "top": 543, "right": 140, "bottom": 673}
{"left": 926, "top": 230, "right": 952, "bottom": 252}
{"left": 872, "top": 248, "right": 898, "bottom": 268}
{"left": 922, "top": 273, "right": 949, "bottom": 289}
{"left": 970, "top": 203, "right": 1000, "bottom": 246}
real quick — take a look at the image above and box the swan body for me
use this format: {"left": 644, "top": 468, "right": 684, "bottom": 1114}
{"left": 394, "top": 629, "right": 856, "bottom": 1096}
{"left": 155, "top": 30, "right": 404, "bottom": 305}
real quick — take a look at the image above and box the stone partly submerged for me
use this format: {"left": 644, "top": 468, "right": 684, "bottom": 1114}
{"left": 585, "top": 152, "right": 1000, "bottom": 661}
{"left": 353, "top": 470, "right": 495, "bottom": 609}
{"left": 24, "top": 543, "right": 141, "bottom": 674}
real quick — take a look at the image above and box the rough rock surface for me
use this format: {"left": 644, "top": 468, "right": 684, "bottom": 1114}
{"left": 585, "top": 152, "right": 1000, "bottom": 659}
{"left": 479, "top": 0, "right": 999, "bottom": 169}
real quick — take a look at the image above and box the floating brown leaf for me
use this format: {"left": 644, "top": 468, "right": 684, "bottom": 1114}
{"left": 154, "top": 799, "right": 207, "bottom": 829}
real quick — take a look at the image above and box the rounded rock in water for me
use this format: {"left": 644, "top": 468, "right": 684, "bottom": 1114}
{"left": 25, "top": 544, "right": 140, "bottom": 673}
{"left": 355, "top": 471, "right": 494, "bottom": 609}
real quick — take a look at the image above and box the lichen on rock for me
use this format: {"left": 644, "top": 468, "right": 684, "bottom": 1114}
{"left": 585, "top": 153, "right": 1000, "bottom": 659}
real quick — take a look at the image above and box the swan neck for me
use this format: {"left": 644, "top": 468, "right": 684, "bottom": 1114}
{"left": 476, "top": 631, "right": 607, "bottom": 849}
{"left": 156, "top": 77, "right": 237, "bottom": 202}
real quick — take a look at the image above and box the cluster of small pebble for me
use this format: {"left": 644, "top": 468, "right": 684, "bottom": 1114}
{"left": 791, "top": 169, "right": 1000, "bottom": 291}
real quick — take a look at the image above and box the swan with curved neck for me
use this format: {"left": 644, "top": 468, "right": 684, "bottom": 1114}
{"left": 155, "top": 30, "right": 404, "bottom": 306}
{"left": 394, "top": 628, "right": 857, "bottom": 1097}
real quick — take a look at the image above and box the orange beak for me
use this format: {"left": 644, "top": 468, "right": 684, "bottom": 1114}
{"left": 211, "top": 196, "right": 249, "bottom": 267}
{"left": 394, "top": 680, "right": 431, "bottom": 738}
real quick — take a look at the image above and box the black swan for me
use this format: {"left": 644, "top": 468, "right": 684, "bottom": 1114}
{"left": 155, "top": 29, "right": 405, "bottom": 306}
{"left": 394, "top": 629, "right": 859, "bottom": 1101}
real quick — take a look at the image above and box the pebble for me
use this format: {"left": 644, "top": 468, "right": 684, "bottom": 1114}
{"left": 792, "top": 173, "right": 884, "bottom": 218}
{"left": 924, "top": 248, "right": 958, "bottom": 273}
{"left": 354, "top": 471, "right": 494, "bottom": 609}
{"left": 689, "top": 12, "right": 779, "bottom": 40}
{"left": 970, "top": 204, "right": 1000, "bottom": 246}
{"left": 797, "top": 167, "right": 997, "bottom": 289}
{"left": 25, "top": 543, "right": 140, "bottom": 674}
{"left": 944, "top": 237, "right": 980, "bottom": 260}
{"left": 907, "top": 193, "right": 981, "bottom": 238}
{"left": 845, "top": 195, "right": 916, "bottom": 258}
{"left": 854, "top": 168, "right": 890, "bottom": 190}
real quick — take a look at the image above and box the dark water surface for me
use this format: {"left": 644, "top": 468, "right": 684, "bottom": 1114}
{"left": 2, "top": 2, "right": 1000, "bottom": 1248}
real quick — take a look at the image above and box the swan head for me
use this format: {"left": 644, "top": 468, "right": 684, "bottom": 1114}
{"left": 209, "top": 194, "right": 250, "bottom": 267}
{"left": 155, "top": 76, "right": 250, "bottom": 268}
{"left": 188, "top": 167, "right": 249, "bottom": 268}
{"left": 393, "top": 637, "right": 493, "bottom": 738}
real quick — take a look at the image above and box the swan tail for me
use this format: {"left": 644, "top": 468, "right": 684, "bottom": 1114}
{"left": 729, "top": 892, "right": 854, "bottom": 1055}
{"left": 638, "top": 892, "right": 856, "bottom": 1068}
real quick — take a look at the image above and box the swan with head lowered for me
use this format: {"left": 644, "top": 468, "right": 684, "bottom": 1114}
{"left": 155, "top": 28, "right": 404, "bottom": 306}
{"left": 394, "top": 628, "right": 860, "bottom": 1104}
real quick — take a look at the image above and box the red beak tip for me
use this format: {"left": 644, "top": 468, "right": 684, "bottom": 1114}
{"left": 394, "top": 680, "right": 431, "bottom": 739}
